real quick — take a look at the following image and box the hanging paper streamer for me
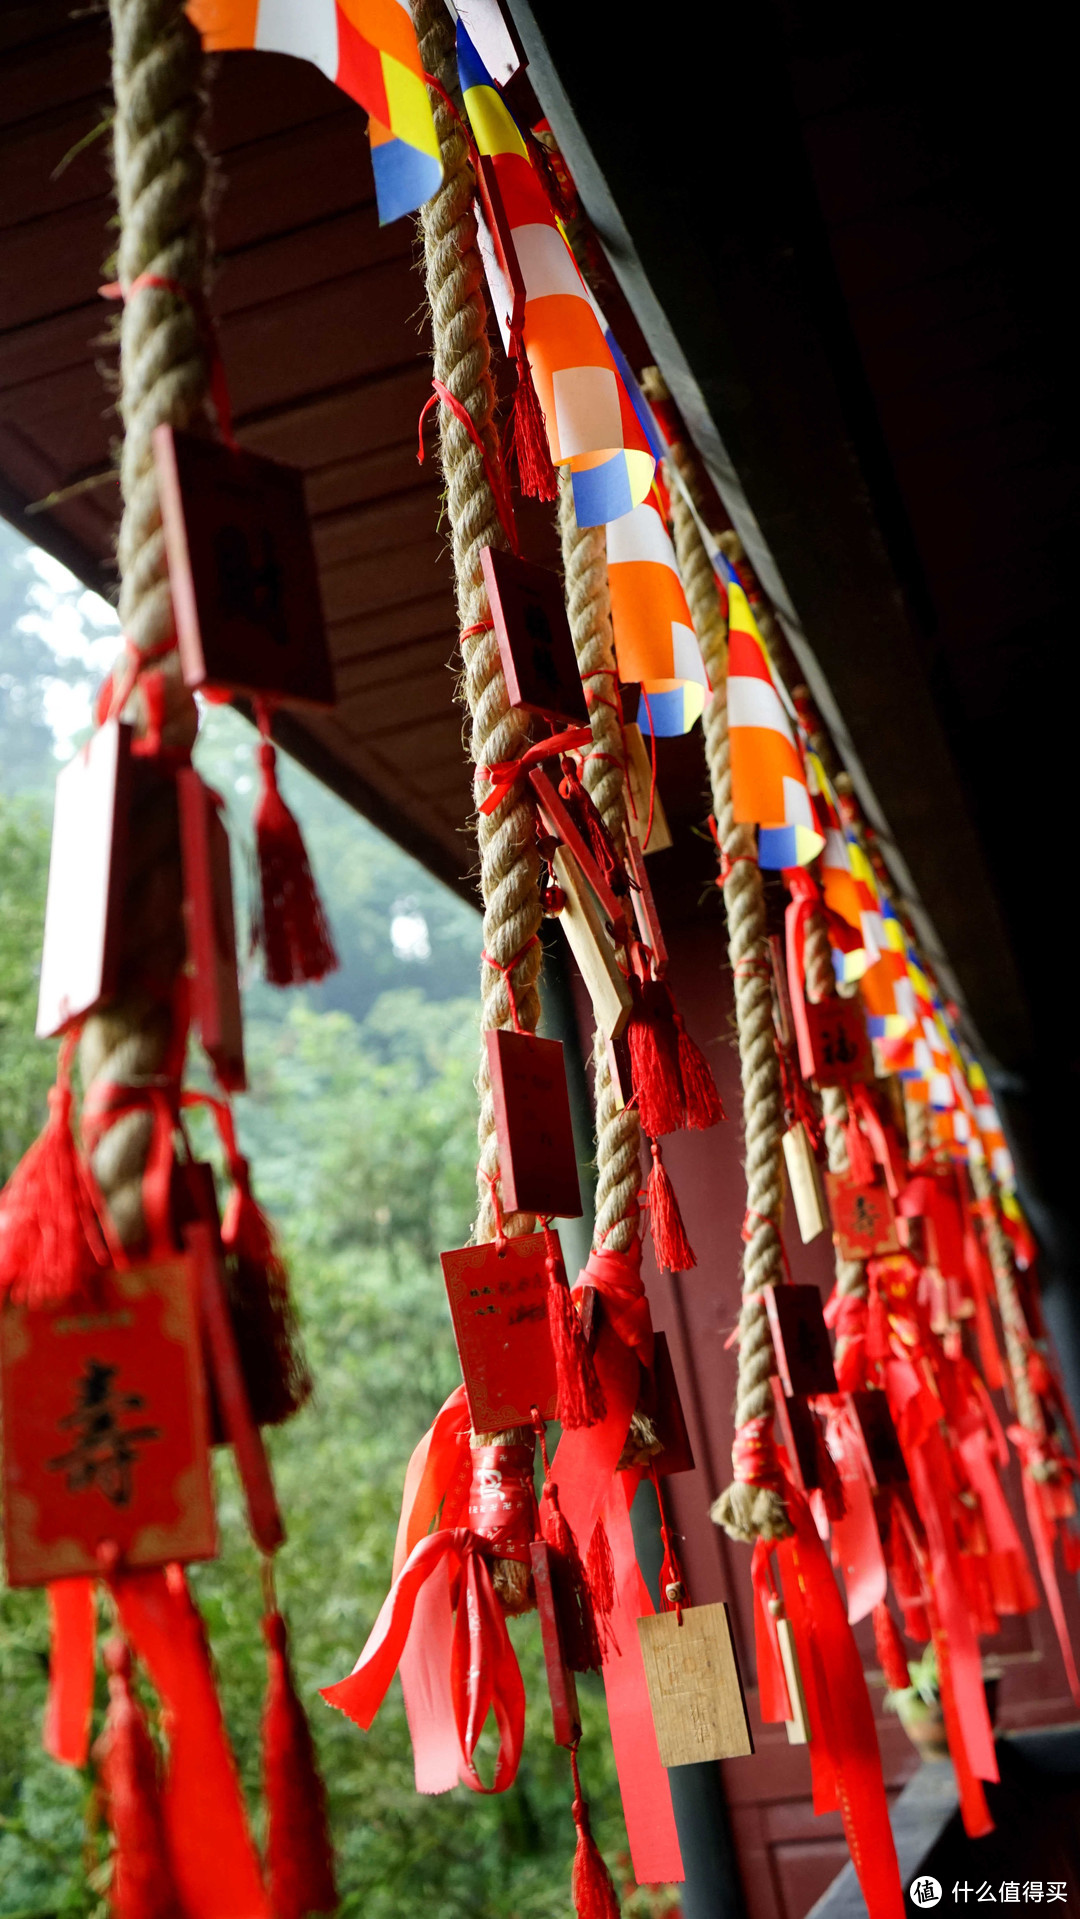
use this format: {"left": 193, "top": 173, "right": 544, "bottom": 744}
{"left": 719, "top": 553, "right": 823, "bottom": 868}
{"left": 861, "top": 896, "right": 918, "bottom": 1042}
{"left": 607, "top": 495, "right": 708, "bottom": 736}
{"left": 187, "top": 0, "right": 442, "bottom": 225}
{"left": 457, "top": 25, "right": 656, "bottom": 526}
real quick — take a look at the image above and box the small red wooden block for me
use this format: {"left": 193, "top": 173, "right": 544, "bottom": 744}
{"left": 763, "top": 1284, "right": 838, "bottom": 1397}
{"left": 529, "top": 765, "right": 623, "bottom": 928}
{"left": 441, "top": 1233, "right": 559, "bottom": 1433}
{"left": 845, "top": 1389, "right": 909, "bottom": 1488}
{"left": 825, "top": 1174, "right": 900, "bottom": 1259}
{"left": 481, "top": 546, "right": 587, "bottom": 728}
{"left": 486, "top": 1028, "right": 583, "bottom": 1219}
{"left": 624, "top": 826, "right": 669, "bottom": 973}
{"left": 178, "top": 768, "right": 245, "bottom": 1094}
{"left": 651, "top": 1331, "right": 695, "bottom": 1475}
{"left": 0, "top": 1256, "right": 217, "bottom": 1586}
{"left": 803, "top": 999, "right": 873, "bottom": 1087}
{"left": 186, "top": 1222, "right": 284, "bottom": 1555}
{"left": 530, "top": 1540, "right": 581, "bottom": 1748}
{"left": 36, "top": 719, "right": 133, "bottom": 1038}
{"left": 154, "top": 425, "right": 335, "bottom": 709}
{"left": 770, "top": 1376, "right": 821, "bottom": 1492}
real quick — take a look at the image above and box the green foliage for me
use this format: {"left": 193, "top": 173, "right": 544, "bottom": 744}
{"left": 0, "top": 799, "right": 55, "bottom": 1184}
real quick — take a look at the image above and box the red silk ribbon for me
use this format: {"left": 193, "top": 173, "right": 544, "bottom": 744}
{"left": 1009, "top": 1426, "right": 1080, "bottom": 1707}
{"left": 579, "top": 1244, "right": 655, "bottom": 1370}
{"left": 43, "top": 1577, "right": 96, "bottom": 1767}
{"left": 476, "top": 724, "right": 592, "bottom": 815}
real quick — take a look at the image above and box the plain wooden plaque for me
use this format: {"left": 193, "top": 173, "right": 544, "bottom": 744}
{"left": 36, "top": 719, "right": 133, "bottom": 1038}
{"left": 554, "top": 846, "right": 632, "bottom": 1040}
{"left": 783, "top": 1122, "right": 826, "bottom": 1243}
{"left": 623, "top": 722, "right": 672, "bottom": 854}
{"left": 624, "top": 826, "right": 669, "bottom": 973}
{"left": 486, "top": 1028, "right": 583, "bottom": 1219}
{"left": 776, "top": 1615, "right": 810, "bottom": 1744}
{"left": 638, "top": 1602, "right": 754, "bottom": 1767}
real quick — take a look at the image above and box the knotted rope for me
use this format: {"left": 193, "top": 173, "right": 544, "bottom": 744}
{"left": 665, "top": 445, "right": 789, "bottom": 1542}
{"left": 79, "top": 0, "right": 210, "bottom": 1245}
{"left": 970, "top": 1154, "right": 1048, "bottom": 1460}
{"left": 412, "top": 0, "right": 541, "bottom": 1610}
{"left": 803, "top": 909, "right": 867, "bottom": 1311}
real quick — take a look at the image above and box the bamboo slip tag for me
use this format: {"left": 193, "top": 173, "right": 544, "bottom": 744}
{"left": 553, "top": 845, "right": 632, "bottom": 1041}
{"left": 178, "top": 768, "right": 245, "bottom": 1094}
{"left": 35, "top": 719, "right": 133, "bottom": 1038}
{"left": 623, "top": 827, "right": 669, "bottom": 973}
{"left": 638, "top": 1603, "right": 754, "bottom": 1766}
{"left": 154, "top": 425, "right": 335, "bottom": 708}
{"left": 480, "top": 547, "right": 587, "bottom": 728}
{"left": 824, "top": 1173, "right": 900, "bottom": 1259}
{"left": 530, "top": 1540, "right": 581, "bottom": 1748}
{"left": 782, "top": 1121, "right": 826, "bottom": 1243}
{"left": 768, "top": 934, "right": 796, "bottom": 1051}
{"left": 485, "top": 1029, "right": 583, "bottom": 1219}
{"left": 623, "top": 722, "right": 672, "bottom": 854}
{"left": 441, "top": 1235, "right": 559, "bottom": 1432}
{"left": 763, "top": 1284, "right": 837, "bottom": 1397}
{"left": 770, "top": 1599, "right": 811, "bottom": 1745}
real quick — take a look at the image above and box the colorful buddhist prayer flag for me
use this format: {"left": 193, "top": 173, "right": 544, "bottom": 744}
{"left": 807, "top": 754, "right": 883, "bottom": 981}
{"left": 186, "top": 0, "right": 442, "bottom": 225}
{"left": 720, "top": 553, "right": 823, "bottom": 869}
{"left": 607, "top": 494, "right": 708, "bottom": 736}
{"left": 457, "top": 25, "right": 656, "bottom": 527}
{"left": 968, "top": 1060, "right": 1017, "bottom": 1189}
{"left": 861, "top": 897, "right": 918, "bottom": 1040}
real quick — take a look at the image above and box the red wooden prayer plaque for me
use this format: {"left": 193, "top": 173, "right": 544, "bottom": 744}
{"left": 486, "top": 1028, "right": 583, "bottom": 1219}
{"left": 825, "top": 1174, "right": 900, "bottom": 1259}
{"left": 475, "top": 158, "right": 526, "bottom": 342}
{"left": 651, "top": 1331, "right": 695, "bottom": 1476}
{"left": 624, "top": 826, "right": 669, "bottom": 973}
{"left": 763, "top": 1284, "right": 837, "bottom": 1397}
{"left": 178, "top": 768, "right": 245, "bottom": 1094}
{"left": 441, "top": 1234, "right": 559, "bottom": 1433}
{"left": 529, "top": 766, "right": 623, "bottom": 928}
{"left": 186, "top": 1223, "right": 284, "bottom": 1555}
{"left": 0, "top": 1258, "right": 216, "bottom": 1586}
{"left": 770, "top": 1376, "right": 821, "bottom": 1492}
{"left": 530, "top": 1540, "right": 581, "bottom": 1748}
{"left": 154, "top": 425, "right": 335, "bottom": 709}
{"left": 845, "top": 1389, "right": 909, "bottom": 1488}
{"left": 803, "top": 999, "right": 872, "bottom": 1087}
{"left": 36, "top": 720, "right": 133, "bottom": 1038}
{"left": 481, "top": 547, "right": 588, "bottom": 728}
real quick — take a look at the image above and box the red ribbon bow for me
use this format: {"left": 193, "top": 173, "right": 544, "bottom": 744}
{"left": 578, "top": 1244, "right": 654, "bottom": 1370}
{"left": 476, "top": 726, "right": 592, "bottom": 815}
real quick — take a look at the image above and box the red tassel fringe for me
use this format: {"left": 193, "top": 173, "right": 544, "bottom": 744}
{"left": 583, "top": 1516, "right": 617, "bottom": 1659}
{"left": 262, "top": 1611, "right": 338, "bottom": 1919}
{"left": 570, "top": 1746, "right": 620, "bottom": 1919}
{"left": 646, "top": 1141, "right": 696, "bottom": 1272}
{"left": 675, "top": 1016, "right": 724, "bottom": 1128}
{"left": 873, "top": 1601, "right": 911, "bottom": 1694}
{"left": 507, "top": 357, "right": 558, "bottom": 502}
{"left": 253, "top": 741, "right": 338, "bottom": 987}
{"left": 221, "top": 1162, "right": 312, "bottom": 1428}
{"left": 96, "top": 1638, "right": 180, "bottom": 1919}
{"left": 628, "top": 980, "right": 683, "bottom": 1139}
{"left": 0, "top": 1045, "right": 107, "bottom": 1308}
{"left": 545, "top": 1250, "right": 606, "bottom": 1429}
{"left": 844, "top": 1112, "right": 877, "bottom": 1187}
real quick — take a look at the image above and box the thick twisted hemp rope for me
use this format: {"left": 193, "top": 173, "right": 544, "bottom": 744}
{"left": 79, "top": 0, "right": 209, "bottom": 1247}
{"left": 557, "top": 472, "right": 658, "bottom": 1463}
{"left": 412, "top": 0, "right": 542, "bottom": 1609}
{"left": 662, "top": 437, "right": 790, "bottom": 1542}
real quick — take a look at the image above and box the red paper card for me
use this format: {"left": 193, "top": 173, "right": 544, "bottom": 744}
{"left": 481, "top": 547, "right": 587, "bottom": 728}
{"left": 0, "top": 1258, "right": 216, "bottom": 1585}
{"left": 825, "top": 1174, "right": 900, "bottom": 1259}
{"left": 803, "top": 999, "right": 872, "bottom": 1086}
{"left": 770, "top": 1376, "right": 821, "bottom": 1491}
{"left": 763, "top": 1284, "right": 837, "bottom": 1397}
{"left": 486, "top": 1028, "right": 583, "bottom": 1219}
{"left": 36, "top": 720, "right": 134, "bottom": 1038}
{"left": 178, "top": 769, "right": 245, "bottom": 1093}
{"left": 845, "top": 1390, "right": 909, "bottom": 1488}
{"left": 529, "top": 766, "right": 623, "bottom": 929}
{"left": 530, "top": 1539, "right": 582, "bottom": 1748}
{"left": 441, "top": 1233, "right": 559, "bottom": 1433}
{"left": 651, "top": 1331, "right": 695, "bottom": 1476}
{"left": 154, "top": 425, "right": 334, "bottom": 709}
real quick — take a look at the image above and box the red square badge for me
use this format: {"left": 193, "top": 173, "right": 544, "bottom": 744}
{"left": 825, "top": 1175, "right": 900, "bottom": 1259}
{"left": 802, "top": 1000, "right": 872, "bottom": 1087}
{"left": 1, "top": 1259, "right": 217, "bottom": 1586}
{"left": 481, "top": 548, "right": 587, "bottom": 729}
{"left": 441, "top": 1233, "right": 559, "bottom": 1433}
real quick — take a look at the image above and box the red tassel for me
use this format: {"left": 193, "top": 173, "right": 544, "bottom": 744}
{"left": 0, "top": 1039, "right": 107, "bottom": 1308}
{"left": 221, "top": 1160, "right": 311, "bottom": 1427}
{"left": 646, "top": 1140, "right": 696, "bottom": 1272}
{"left": 583, "top": 1514, "right": 617, "bottom": 1652}
{"left": 96, "top": 1638, "right": 180, "bottom": 1919}
{"left": 262, "top": 1611, "right": 338, "bottom": 1919}
{"left": 545, "top": 1240, "right": 606, "bottom": 1429}
{"left": 569, "top": 1745, "right": 620, "bottom": 1919}
{"left": 507, "top": 354, "right": 558, "bottom": 502}
{"left": 628, "top": 980, "right": 683, "bottom": 1139}
{"left": 674, "top": 1014, "right": 724, "bottom": 1128}
{"left": 253, "top": 739, "right": 338, "bottom": 987}
{"left": 873, "top": 1602, "right": 911, "bottom": 1694}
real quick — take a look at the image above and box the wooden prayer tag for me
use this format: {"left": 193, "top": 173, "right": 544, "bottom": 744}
{"left": 530, "top": 1540, "right": 581, "bottom": 1749}
{"left": 845, "top": 1389, "right": 909, "bottom": 1489}
{"left": 782, "top": 1121, "right": 826, "bottom": 1243}
{"left": 186, "top": 1222, "right": 284, "bottom": 1555}
{"left": 775, "top": 1612, "right": 811, "bottom": 1744}
{"left": 770, "top": 1376, "right": 821, "bottom": 1492}
{"left": 36, "top": 719, "right": 133, "bottom": 1038}
{"left": 0, "top": 1257, "right": 217, "bottom": 1585}
{"left": 623, "top": 722, "right": 672, "bottom": 854}
{"left": 624, "top": 827, "right": 669, "bottom": 973}
{"left": 481, "top": 547, "right": 587, "bottom": 728}
{"left": 473, "top": 164, "right": 526, "bottom": 346}
{"left": 803, "top": 999, "right": 872, "bottom": 1087}
{"left": 529, "top": 765, "right": 623, "bottom": 928}
{"left": 768, "top": 934, "right": 796, "bottom": 1051}
{"left": 442, "top": 1234, "right": 559, "bottom": 1432}
{"left": 825, "top": 1174, "right": 900, "bottom": 1259}
{"left": 638, "top": 1603, "right": 754, "bottom": 1766}
{"left": 178, "top": 768, "right": 245, "bottom": 1093}
{"left": 154, "top": 425, "right": 335, "bottom": 708}
{"left": 651, "top": 1331, "right": 695, "bottom": 1476}
{"left": 763, "top": 1284, "right": 837, "bottom": 1397}
{"left": 553, "top": 846, "right": 632, "bottom": 1041}
{"left": 486, "top": 1028, "right": 583, "bottom": 1218}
